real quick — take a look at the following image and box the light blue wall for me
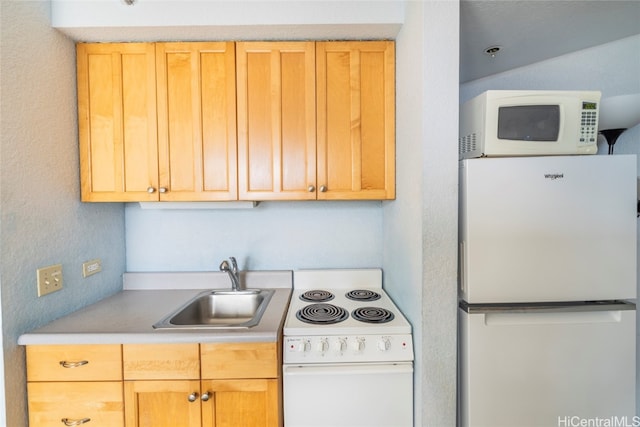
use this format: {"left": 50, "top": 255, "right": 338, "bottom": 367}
{"left": 460, "top": 33, "right": 640, "bottom": 415}
{"left": 0, "top": 2, "right": 126, "bottom": 425}
{"left": 125, "top": 201, "right": 383, "bottom": 271}
{"left": 384, "top": 1, "right": 460, "bottom": 426}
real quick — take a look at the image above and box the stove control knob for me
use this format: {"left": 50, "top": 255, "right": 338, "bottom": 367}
{"left": 297, "top": 340, "right": 310, "bottom": 352}
{"left": 316, "top": 339, "right": 328, "bottom": 353}
{"left": 332, "top": 338, "right": 347, "bottom": 352}
{"left": 352, "top": 338, "right": 365, "bottom": 352}
{"left": 377, "top": 338, "right": 391, "bottom": 352}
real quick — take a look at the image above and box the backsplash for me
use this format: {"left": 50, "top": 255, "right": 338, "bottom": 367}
{"left": 124, "top": 201, "right": 384, "bottom": 272}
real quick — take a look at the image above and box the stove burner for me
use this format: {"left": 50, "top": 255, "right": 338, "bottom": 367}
{"left": 352, "top": 307, "right": 395, "bottom": 323}
{"left": 296, "top": 303, "right": 348, "bottom": 324}
{"left": 345, "top": 289, "right": 381, "bottom": 302}
{"left": 300, "top": 290, "right": 335, "bottom": 302}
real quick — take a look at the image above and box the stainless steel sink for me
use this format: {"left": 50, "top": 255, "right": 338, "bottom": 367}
{"left": 153, "top": 289, "right": 274, "bottom": 329}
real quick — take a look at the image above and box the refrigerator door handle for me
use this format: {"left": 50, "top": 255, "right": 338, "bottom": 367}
{"left": 459, "top": 242, "right": 466, "bottom": 295}
{"left": 460, "top": 300, "right": 635, "bottom": 315}
{"left": 482, "top": 309, "right": 630, "bottom": 326}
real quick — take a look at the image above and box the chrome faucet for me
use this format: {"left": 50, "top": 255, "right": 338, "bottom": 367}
{"left": 219, "top": 257, "right": 241, "bottom": 291}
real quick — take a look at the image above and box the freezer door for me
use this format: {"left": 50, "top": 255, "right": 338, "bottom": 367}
{"left": 459, "top": 155, "right": 637, "bottom": 303}
{"left": 458, "top": 305, "right": 636, "bottom": 427}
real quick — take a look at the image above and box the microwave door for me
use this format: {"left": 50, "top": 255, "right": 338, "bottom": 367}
{"left": 459, "top": 155, "right": 636, "bottom": 304}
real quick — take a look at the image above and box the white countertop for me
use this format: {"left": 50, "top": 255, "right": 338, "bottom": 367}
{"left": 18, "top": 271, "right": 292, "bottom": 345}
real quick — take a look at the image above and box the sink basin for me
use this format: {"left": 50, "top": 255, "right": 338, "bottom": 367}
{"left": 153, "top": 289, "right": 274, "bottom": 329}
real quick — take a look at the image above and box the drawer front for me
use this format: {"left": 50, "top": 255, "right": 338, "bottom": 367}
{"left": 123, "top": 343, "right": 200, "bottom": 380}
{"left": 201, "top": 342, "right": 278, "bottom": 379}
{"left": 28, "top": 381, "right": 123, "bottom": 427}
{"left": 26, "top": 345, "right": 122, "bottom": 382}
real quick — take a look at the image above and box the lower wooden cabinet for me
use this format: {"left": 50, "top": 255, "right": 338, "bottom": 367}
{"left": 122, "top": 343, "right": 281, "bottom": 427}
{"left": 124, "top": 378, "right": 278, "bottom": 427}
{"left": 26, "top": 342, "right": 282, "bottom": 427}
{"left": 26, "top": 344, "right": 124, "bottom": 427}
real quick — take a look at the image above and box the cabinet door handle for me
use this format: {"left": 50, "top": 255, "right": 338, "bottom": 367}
{"left": 308, "top": 185, "right": 316, "bottom": 192}
{"left": 201, "top": 391, "right": 211, "bottom": 402}
{"left": 319, "top": 185, "right": 327, "bottom": 192}
{"left": 159, "top": 187, "right": 168, "bottom": 193}
{"left": 59, "top": 360, "right": 89, "bottom": 369}
{"left": 187, "top": 392, "right": 199, "bottom": 402}
{"left": 61, "top": 418, "right": 91, "bottom": 426}
{"left": 147, "top": 187, "right": 156, "bottom": 194}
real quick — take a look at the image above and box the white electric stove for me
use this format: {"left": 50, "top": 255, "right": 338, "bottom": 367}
{"left": 283, "top": 269, "right": 414, "bottom": 427}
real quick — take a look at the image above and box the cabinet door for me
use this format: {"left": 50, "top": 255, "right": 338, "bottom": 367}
{"left": 201, "top": 379, "right": 279, "bottom": 427}
{"left": 316, "top": 41, "right": 396, "bottom": 200}
{"left": 124, "top": 380, "right": 201, "bottom": 427}
{"left": 236, "top": 42, "right": 316, "bottom": 200}
{"left": 156, "top": 42, "right": 238, "bottom": 201}
{"left": 77, "top": 43, "right": 159, "bottom": 202}
{"left": 28, "top": 381, "right": 124, "bottom": 427}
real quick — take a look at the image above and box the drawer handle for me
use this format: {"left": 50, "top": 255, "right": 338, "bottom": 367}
{"left": 59, "top": 360, "right": 89, "bottom": 369}
{"left": 61, "top": 418, "right": 91, "bottom": 426}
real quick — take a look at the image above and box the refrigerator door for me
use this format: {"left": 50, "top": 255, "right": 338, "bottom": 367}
{"left": 459, "top": 155, "right": 637, "bottom": 303}
{"left": 458, "top": 303, "right": 636, "bottom": 427}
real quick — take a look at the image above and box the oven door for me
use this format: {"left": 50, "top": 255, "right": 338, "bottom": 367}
{"left": 283, "top": 362, "right": 413, "bottom": 427}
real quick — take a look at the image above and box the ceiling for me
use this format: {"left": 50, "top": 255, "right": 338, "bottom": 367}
{"left": 459, "top": 0, "right": 640, "bottom": 83}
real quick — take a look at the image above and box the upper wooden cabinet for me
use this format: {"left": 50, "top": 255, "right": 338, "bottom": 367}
{"left": 156, "top": 42, "right": 238, "bottom": 201}
{"left": 78, "top": 43, "right": 159, "bottom": 202}
{"left": 78, "top": 41, "right": 395, "bottom": 202}
{"left": 78, "top": 42, "right": 237, "bottom": 202}
{"left": 237, "top": 41, "right": 395, "bottom": 201}
{"left": 236, "top": 42, "right": 317, "bottom": 201}
{"left": 316, "top": 41, "right": 395, "bottom": 200}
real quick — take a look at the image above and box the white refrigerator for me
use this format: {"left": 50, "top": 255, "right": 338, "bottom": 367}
{"left": 458, "top": 155, "right": 637, "bottom": 426}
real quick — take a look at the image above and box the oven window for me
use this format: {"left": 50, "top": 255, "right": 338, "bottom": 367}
{"left": 497, "top": 105, "right": 560, "bottom": 141}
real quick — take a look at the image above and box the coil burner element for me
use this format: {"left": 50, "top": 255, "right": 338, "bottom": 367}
{"left": 352, "top": 307, "right": 395, "bottom": 323}
{"left": 300, "top": 290, "right": 335, "bottom": 302}
{"left": 296, "top": 303, "right": 348, "bottom": 324}
{"left": 345, "top": 289, "right": 381, "bottom": 302}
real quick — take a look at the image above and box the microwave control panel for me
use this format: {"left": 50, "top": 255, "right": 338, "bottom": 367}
{"left": 579, "top": 102, "right": 598, "bottom": 146}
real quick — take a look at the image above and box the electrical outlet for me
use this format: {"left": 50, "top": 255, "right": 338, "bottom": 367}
{"left": 37, "top": 264, "right": 63, "bottom": 297}
{"left": 82, "top": 259, "right": 102, "bottom": 278}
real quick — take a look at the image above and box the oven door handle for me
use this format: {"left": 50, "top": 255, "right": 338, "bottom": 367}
{"left": 283, "top": 363, "right": 413, "bottom": 376}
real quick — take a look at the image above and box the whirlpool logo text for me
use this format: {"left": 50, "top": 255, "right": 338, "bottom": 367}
{"left": 544, "top": 173, "right": 564, "bottom": 180}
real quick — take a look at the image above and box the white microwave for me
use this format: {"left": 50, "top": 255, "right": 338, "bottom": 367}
{"left": 459, "top": 90, "right": 601, "bottom": 159}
